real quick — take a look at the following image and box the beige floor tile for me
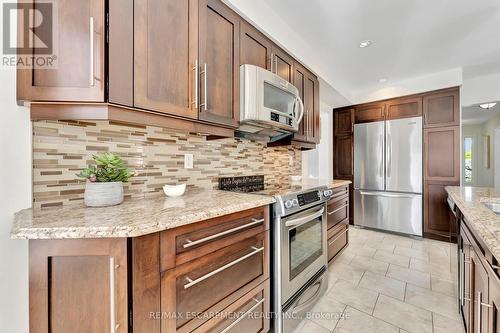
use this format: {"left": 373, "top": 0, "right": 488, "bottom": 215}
{"left": 404, "top": 284, "right": 459, "bottom": 320}
{"left": 394, "top": 246, "right": 429, "bottom": 261}
{"left": 359, "top": 271, "right": 406, "bottom": 300}
{"left": 327, "top": 275, "right": 339, "bottom": 292}
{"left": 334, "top": 306, "right": 399, "bottom": 333}
{"left": 350, "top": 255, "right": 390, "bottom": 276}
{"left": 334, "top": 251, "right": 355, "bottom": 265}
{"left": 409, "top": 258, "right": 454, "bottom": 281}
{"left": 372, "top": 295, "right": 433, "bottom": 333}
{"left": 433, "top": 312, "right": 465, "bottom": 333}
{"left": 295, "top": 319, "right": 330, "bottom": 333}
{"left": 328, "top": 261, "right": 365, "bottom": 285}
{"left": 309, "top": 293, "right": 347, "bottom": 331}
{"left": 374, "top": 250, "right": 410, "bottom": 268}
{"left": 386, "top": 264, "right": 431, "bottom": 289}
{"left": 381, "top": 235, "right": 413, "bottom": 248}
{"left": 328, "top": 280, "right": 379, "bottom": 315}
{"left": 343, "top": 245, "right": 377, "bottom": 259}
{"left": 431, "top": 276, "right": 457, "bottom": 297}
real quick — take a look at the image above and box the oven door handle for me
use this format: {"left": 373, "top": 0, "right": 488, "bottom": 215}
{"left": 291, "top": 274, "right": 326, "bottom": 315}
{"left": 285, "top": 207, "right": 325, "bottom": 229}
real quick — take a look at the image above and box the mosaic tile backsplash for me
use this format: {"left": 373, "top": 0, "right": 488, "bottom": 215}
{"left": 32, "top": 120, "right": 302, "bottom": 208}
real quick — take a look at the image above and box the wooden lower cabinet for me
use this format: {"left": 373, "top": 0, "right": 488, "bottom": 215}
{"left": 326, "top": 186, "right": 349, "bottom": 263}
{"left": 424, "top": 181, "right": 459, "bottom": 241}
{"left": 459, "top": 219, "right": 500, "bottom": 333}
{"left": 29, "top": 206, "right": 271, "bottom": 333}
{"left": 29, "top": 238, "right": 128, "bottom": 333}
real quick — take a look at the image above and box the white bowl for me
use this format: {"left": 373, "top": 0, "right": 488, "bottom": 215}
{"left": 290, "top": 175, "right": 302, "bottom": 182}
{"left": 163, "top": 184, "right": 186, "bottom": 197}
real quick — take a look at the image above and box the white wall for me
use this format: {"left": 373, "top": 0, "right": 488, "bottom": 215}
{"left": 462, "top": 72, "right": 500, "bottom": 107}
{"left": 0, "top": 1, "right": 31, "bottom": 329}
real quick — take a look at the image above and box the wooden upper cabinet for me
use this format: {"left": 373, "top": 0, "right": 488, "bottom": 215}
{"left": 305, "top": 72, "right": 320, "bottom": 143}
{"left": 355, "top": 104, "right": 385, "bottom": 123}
{"left": 293, "top": 63, "right": 320, "bottom": 143}
{"left": 198, "top": 0, "right": 240, "bottom": 128}
{"left": 134, "top": 0, "right": 198, "bottom": 119}
{"left": 293, "top": 64, "right": 307, "bottom": 142}
{"left": 386, "top": 97, "right": 422, "bottom": 120}
{"left": 17, "top": 0, "right": 105, "bottom": 102}
{"left": 334, "top": 109, "right": 354, "bottom": 135}
{"left": 271, "top": 47, "right": 294, "bottom": 83}
{"left": 424, "top": 126, "right": 460, "bottom": 182}
{"left": 423, "top": 88, "right": 460, "bottom": 127}
{"left": 240, "top": 22, "right": 272, "bottom": 70}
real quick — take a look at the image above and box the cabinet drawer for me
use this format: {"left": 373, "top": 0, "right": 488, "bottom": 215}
{"left": 327, "top": 196, "right": 349, "bottom": 230}
{"left": 194, "top": 282, "right": 270, "bottom": 333}
{"left": 161, "top": 231, "right": 269, "bottom": 333}
{"left": 161, "top": 206, "right": 269, "bottom": 271}
{"left": 328, "top": 225, "right": 348, "bottom": 262}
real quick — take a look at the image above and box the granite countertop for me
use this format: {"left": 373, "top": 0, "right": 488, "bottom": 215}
{"left": 11, "top": 188, "right": 275, "bottom": 240}
{"left": 329, "top": 179, "right": 352, "bottom": 188}
{"left": 446, "top": 186, "right": 500, "bottom": 261}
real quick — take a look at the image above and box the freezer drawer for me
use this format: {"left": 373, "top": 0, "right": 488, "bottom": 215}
{"left": 354, "top": 190, "right": 422, "bottom": 236}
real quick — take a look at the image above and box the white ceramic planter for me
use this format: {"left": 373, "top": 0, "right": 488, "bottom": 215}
{"left": 84, "top": 182, "right": 124, "bottom": 207}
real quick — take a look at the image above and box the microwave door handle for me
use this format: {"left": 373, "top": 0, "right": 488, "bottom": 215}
{"left": 294, "top": 95, "right": 304, "bottom": 126}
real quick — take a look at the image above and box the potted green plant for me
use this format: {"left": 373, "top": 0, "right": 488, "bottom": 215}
{"left": 77, "top": 153, "right": 134, "bottom": 207}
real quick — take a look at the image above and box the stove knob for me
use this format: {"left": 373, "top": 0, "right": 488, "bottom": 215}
{"left": 323, "top": 190, "right": 333, "bottom": 197}
{"left": 292, "top": 199, "right": 299, "bottom": 206}
{"left": 284, "top": 200, "right": 294, "bottom": 209}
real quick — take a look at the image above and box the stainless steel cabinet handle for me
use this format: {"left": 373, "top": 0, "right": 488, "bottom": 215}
{"left": 330, "top": 190, "right": 347, "bottom": 199}
{"left": 219, "top": 297, "right": 265, "bottom": 333}
{"left": 328, "top": 204, "right": 348, "bottom": 216}
{"left": 109, "top": 258, "right": 119, "bottom": 332}
{"left": 200, "top": 63, "right": 208, "bottom": 111}
{"left": 478, "top": 291, "right": 482, "bottom": 333}
{"left": 183, "top": 218, "right": 264, "bottom": 249}
{"left": 89, "top": 17, "right": 95, "bottom": 87}
{"left": 270, "top": 53, "right": 274, "bottom": 72}
{"left": 328, "top": 228, "right": 348, "bottom": 246}
{"left": 192, "top": 60, "right": 199, "bottom": 109}
{"left": 285, "top": 207, "right": 325, "bottom": 228}
{"left": 183, "top": 246, "right": 264, "bottom": 289}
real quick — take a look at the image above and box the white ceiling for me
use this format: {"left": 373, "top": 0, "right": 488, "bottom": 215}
{"left": 261, "top": 0, "right": 500, "bottom": 100}
{"left": 462, "top": 103, "right": 500, "bottom": 125}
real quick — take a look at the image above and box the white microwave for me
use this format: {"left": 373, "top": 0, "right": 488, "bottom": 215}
{"left": 239, "top": 64, "right": 304, "bottom": 135}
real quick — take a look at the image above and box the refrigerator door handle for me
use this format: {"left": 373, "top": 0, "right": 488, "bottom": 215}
{"left": 360, "top": 191, "right": 421, "bottom": 198}
{"left": 387, "top": 133, "right": 392, "bottom": 178}
{"left": 379, "top": 134, "right": 384, "bottom": 178}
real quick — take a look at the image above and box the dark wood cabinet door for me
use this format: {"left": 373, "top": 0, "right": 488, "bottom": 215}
{"left": 472, "top": 249, "right": 489, "bottom": 333}
{"left": 293, "top": 63, "right": 307, "bottom": 142}
{"left": 29, "top": 239, "right": 128, "bottom": 333}
{"left": 334, "top": 135, "right": 353, "bottom": 179}
{"left": 334, "top": 109, "right": 354, "bottom": 136}
{"left": 271, "top": 47, "right": 294, "bottom": 83}
{"left": 423, "top": 88, "right": 460, "bottom": 128}
{"left": 134, "top": 0, "right": 198, "bottom": 119}
{"left": 424, "top": 182, "right": 455, "bottom": 240}
{"left": 355, "top": 104, "right": 385, "bottom": 123}
{"left": 487, "top": 265, "right": 500, "bottom": 333}
{"left": 240, "top": 22, "right": 272, "bottom": 70}
{"left": 17, "top": 0, "right": 105, "bottom": 102}
{"left": 424, "top": 126, "right": 460, "bottom": 182}
{"left": 386, "top": 97, "right": 423, "bottom": 120}
{"left": 305, "top": 73, "right": 320, "bottom": 143}
{"left": 199, "top": 0, "right": 240, "bottom": 127}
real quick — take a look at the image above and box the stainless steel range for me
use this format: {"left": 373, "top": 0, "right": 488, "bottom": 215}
{"left": 219, "top": 176, "right": 334, "bottom": 333}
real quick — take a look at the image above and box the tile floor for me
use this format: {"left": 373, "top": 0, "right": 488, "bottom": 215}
{"left": 294, "top": 227, "right": 465, "bottom": 333}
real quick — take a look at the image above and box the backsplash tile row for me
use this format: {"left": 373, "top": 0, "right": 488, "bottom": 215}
{"left": 32, "top": 120, "right": 302, "bottom": 208}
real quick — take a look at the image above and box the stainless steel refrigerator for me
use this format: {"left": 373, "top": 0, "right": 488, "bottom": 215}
{"left": 354, "top": 116, "right": 422, "bottom": 236}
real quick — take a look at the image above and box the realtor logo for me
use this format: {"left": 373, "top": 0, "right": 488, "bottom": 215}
{"left": 2, "top": 0, "right": 58, "bottom": 68}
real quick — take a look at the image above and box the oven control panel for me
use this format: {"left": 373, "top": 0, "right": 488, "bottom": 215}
{"left": 297, "top": 191, "right": 320, "bottom": 206}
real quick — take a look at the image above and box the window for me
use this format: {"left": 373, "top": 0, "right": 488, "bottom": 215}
{"left": 464, "top": 137, "right": 472, "bottom": 183}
